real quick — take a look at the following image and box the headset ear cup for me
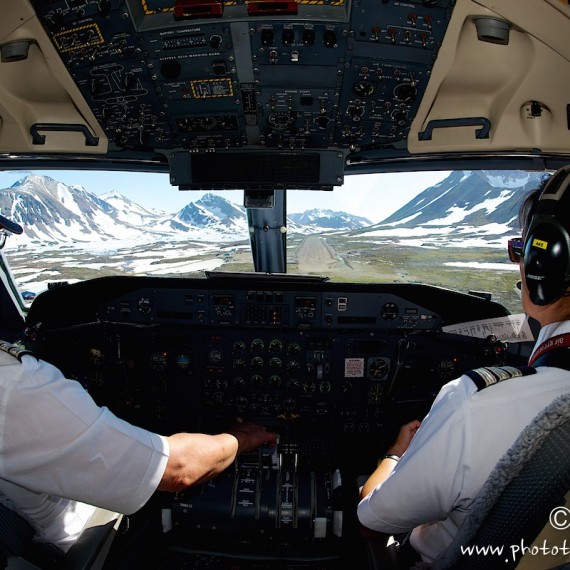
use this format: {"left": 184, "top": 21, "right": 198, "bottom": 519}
{"left": 522, "top": 165, "right": 570, "bottom": 306}
{"left": 523, "top": 221, "right": 570, "bottom": 305}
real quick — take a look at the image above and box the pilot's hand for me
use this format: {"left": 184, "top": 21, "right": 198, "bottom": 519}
{"left": 227, "top": 422, "right": 277, "bottom": 455}
{"left": 387, "top": 419, "right": 421, "bottom": 457}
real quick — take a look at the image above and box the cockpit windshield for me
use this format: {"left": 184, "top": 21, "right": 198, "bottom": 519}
{"left": 2, "top": 168, "right": 536, "bottom": 314}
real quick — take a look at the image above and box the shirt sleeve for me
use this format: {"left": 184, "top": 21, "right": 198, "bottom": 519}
{"left": 0, "top": 355, "right": 169, "bottom": 515}
{"left": 357, "top": 377, "right": 476, "bottom": 534}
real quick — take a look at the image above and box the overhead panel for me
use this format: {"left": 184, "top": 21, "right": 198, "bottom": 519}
{"left": 33, "top": 0, "right": 453, "bottom": 155}
{"left": 30, "top": 0, "right": 454, "bottom": 157}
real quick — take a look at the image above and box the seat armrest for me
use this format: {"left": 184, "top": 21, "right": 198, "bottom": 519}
{"left": 60, "top": 509, "right": 123, "bottom": 570}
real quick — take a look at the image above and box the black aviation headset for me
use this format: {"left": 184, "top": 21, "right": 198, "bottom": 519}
{"left": 523, "top": 165, "right": 570, "bottom": 306}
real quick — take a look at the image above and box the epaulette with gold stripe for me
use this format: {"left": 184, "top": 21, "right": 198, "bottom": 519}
{"left": 0, "top": 341, "right": 33, "bottom": 362}
{"left": 465, "top": 366, "right": 536, "bottom": 391}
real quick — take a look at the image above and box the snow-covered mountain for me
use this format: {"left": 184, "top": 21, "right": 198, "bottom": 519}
{"left": 100, "top": 190, "right": 166, "bottom": 225}
{"left": 0, "top": 175, "right": 370, "bottom": 248}
{"left": 380, "top": 170, "right": 544, "bottom": 228}
{"left": 352, "top": 170, "right": 548, "bottom": 247}
{"left": 288, "top": 209, "right": 372, "bottom": 231}
{"left": 0, "top": 175, "right": 154, "bottom": 246}
{"left": 156, "top": 192, "right": 249, "bottom": 238}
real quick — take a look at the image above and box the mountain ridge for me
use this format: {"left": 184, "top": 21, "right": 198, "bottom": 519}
{"left": 350, "top": 170, "right": 548, "bottom": 247}
{"left": 0, "top": 170, "right": 550, "bottom": 250}
{"left": 380, "top": 170, "right": 544, "bottom": 227}
{"left": 0, "top": 174, "right": 372, "bottom": 248}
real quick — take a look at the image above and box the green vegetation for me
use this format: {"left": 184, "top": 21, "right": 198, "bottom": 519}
{"left": 6, "top": 234, "right": 522, "bottom": 314}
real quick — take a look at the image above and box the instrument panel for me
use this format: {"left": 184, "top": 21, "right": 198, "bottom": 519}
{"left": 24, "top": 275, "right": 513, "bottom": 566}
{"left": 25, "top": 274, "right": 513, "bottom": 434}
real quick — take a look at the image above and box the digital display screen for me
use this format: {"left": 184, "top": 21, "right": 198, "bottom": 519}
{"left": 294, "top": 297, "right": 316, "bottom": 309}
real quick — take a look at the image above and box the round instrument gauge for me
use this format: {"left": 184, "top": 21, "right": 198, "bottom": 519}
{"left": 368, "top": 357, "right": 390, "bottom": 379}
{"left": 138, "top": 297, "right": 152, "bottom": 314}
{"left": 380, "top": 302, "right": 399, "bottom": 320}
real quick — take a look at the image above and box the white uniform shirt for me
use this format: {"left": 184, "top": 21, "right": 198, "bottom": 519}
{"left": 357, "top": 320, "right": 570, "bottom": 562}
{"left": 0, "top": 350, "right": 169, "bottom": 552}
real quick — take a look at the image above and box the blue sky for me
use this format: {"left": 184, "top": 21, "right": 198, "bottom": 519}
{"left": 1, "top": 169, "right": 450, "bottom": 224}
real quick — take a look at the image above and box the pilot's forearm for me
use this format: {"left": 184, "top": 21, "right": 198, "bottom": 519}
{"left": 359, "top": 454, "right": 399, "bottom": 499}
{"left": 360, "top": 420, "right": 421, "bottom": 499}
{"left": 158, "top": 424, "right": 276, "bottom": 492}
{"left": 158, "top": 432, "right": 239, "bottom": 492}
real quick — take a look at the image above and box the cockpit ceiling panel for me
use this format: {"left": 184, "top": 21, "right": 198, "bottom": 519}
{"left": 26, "top": 0, "right": 453, "bottom": 157}
{"left": 0, "top": 0, "right": 567, "bottom": 167}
